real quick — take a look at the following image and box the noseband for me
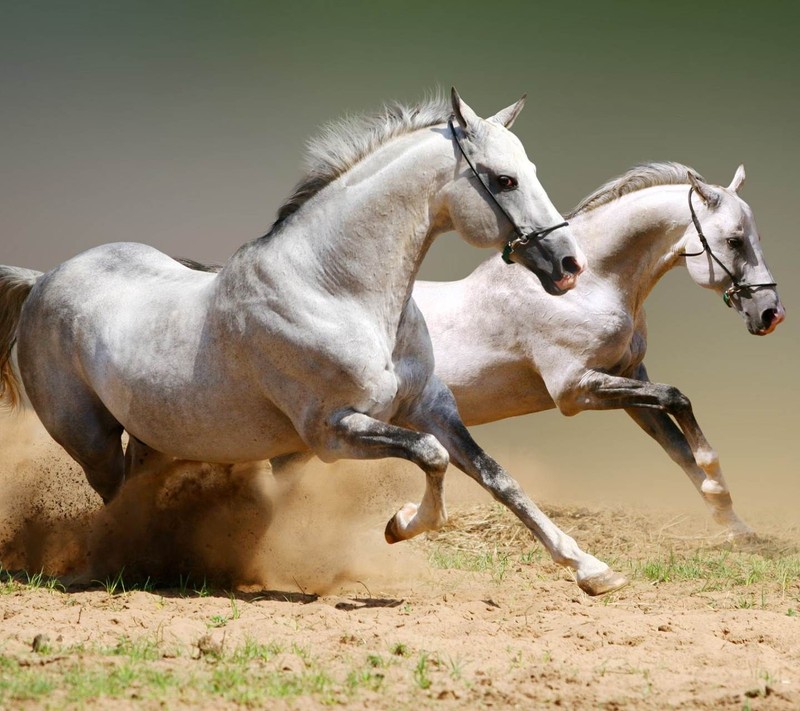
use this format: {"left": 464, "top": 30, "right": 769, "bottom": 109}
{"left": 682, "top": 187, "right": 776, "bottom": 307}
{"left": 448, "top": 118, "right": 568, "bottom": 264}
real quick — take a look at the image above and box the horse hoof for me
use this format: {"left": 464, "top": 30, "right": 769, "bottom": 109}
{"left": 384, "top": 503, "right": 418, "bottom": 544}
{"left": 384, "top": 517, "right": 401, "bottom": 544}
{"left": 727, "top": 528, "right": 762, "bottom": 547}
{"left": 726, "top": 524, "right": 757, "bottom": 543}
{"left": 578, "top": 568, "right": 629, "bottom": 596}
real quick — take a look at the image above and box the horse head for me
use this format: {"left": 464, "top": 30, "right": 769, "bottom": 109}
{"left": 682, "top": 166, "right": 784, "bottom": 335}
{"left": 444, "top": 88, "right": 585, "bottom": 295}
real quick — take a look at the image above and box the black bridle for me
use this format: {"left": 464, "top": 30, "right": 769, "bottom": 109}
{"left": 448, "top": 118, "right": 568, "bottom": 264}
{"left": 682, "top": 187, "right": 776, "bottom": 307}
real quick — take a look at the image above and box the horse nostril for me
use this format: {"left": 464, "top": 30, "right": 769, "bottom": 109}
{"left": 562, "top": 256, "right": 581, "bottom": 275}
{"left": 761, "top": 308, "right": 777, "bottom": 327}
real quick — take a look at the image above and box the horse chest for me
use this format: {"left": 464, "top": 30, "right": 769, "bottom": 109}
{"left": 547, "top": 303, "right": 642, "bottom": 380}
{"left": 248, "top": 307, "right": 423, "bottom": 419}
{"left": 568, "top": 306, "right": 634, "bottom": 361}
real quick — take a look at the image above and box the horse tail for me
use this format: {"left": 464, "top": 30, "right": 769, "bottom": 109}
{"left": 0, "top": 265, "right": 43, "bottom": 411}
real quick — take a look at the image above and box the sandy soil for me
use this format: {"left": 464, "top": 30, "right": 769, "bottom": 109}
{"left": 1, "top": 416, "right": 799, "bottom": 709}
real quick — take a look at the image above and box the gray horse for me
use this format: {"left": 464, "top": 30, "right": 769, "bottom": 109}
{"left": 1, "top": 91, "right": 630, "bottom": 595}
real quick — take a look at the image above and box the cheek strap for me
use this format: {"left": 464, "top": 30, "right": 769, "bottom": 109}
{"left": 448, "top": 118, "right": 569, "bottom": 265}
{"left": 681, "top": 187, "right": 775, "bottom": 307}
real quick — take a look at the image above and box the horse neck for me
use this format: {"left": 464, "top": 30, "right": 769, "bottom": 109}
{"left": 232, "top": 129, "right": 451, "bottom": 325}
{"left": 572, "top": 185, "right": 692, "bottom": 311}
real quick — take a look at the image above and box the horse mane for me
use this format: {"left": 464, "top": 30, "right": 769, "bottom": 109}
{"left": 567, "top": 162, "right": 703, "bottom": 218}
{"left": 266, "top": 93, "right": 451, "bottom": 235}
{"left": 172, "top": 256, "right": 222, "bottom": 273}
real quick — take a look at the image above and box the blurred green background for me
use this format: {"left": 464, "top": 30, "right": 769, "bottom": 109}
{"left": 1, "top": 1, "right": 797, "bottom": 513}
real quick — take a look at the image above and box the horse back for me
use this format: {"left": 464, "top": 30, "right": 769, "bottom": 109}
{"left": 18, "top": 242, "right": 216, "bottom": 410}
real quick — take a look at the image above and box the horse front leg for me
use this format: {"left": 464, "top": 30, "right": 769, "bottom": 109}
{"left": 320, "top": 410, "right": 450, "bottom": 542}
{"left": 402, "top": 378, "right": 628, "bottom": 596}
{"left": 572, "top": 367, "right": 730, "bottom": 498}
{"left": 624, "top": 406, "right": 753, "bottom": 539}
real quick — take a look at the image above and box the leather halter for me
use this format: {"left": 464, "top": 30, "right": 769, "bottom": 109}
{"left": 682, "top": 187, "right": 776, "bottom": 307}
{"left": 448, "top": 118, "right": 568, "bottom": 264}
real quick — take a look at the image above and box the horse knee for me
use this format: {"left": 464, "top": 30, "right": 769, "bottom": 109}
{"left": 665, "top": 386, "right": 691, "bottom": 414}
{"left": 414, "top": 433, "right": 449, "bottom": 474}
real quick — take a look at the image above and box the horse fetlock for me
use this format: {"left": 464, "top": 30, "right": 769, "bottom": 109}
{"left": 704, "top": 492, "right": 732, "bottom": 516}
{"left": 707, "top": 504, "right": 754, "bottom": 540}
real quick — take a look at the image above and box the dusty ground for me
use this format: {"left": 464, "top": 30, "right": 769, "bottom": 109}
{"left": 1, "top": 417, "right": 799, "bottom": 709}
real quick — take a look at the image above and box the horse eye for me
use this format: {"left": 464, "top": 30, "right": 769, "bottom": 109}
{"left": 497, "top": 175, "right": 518, "bottom": 190}
{"left": 726, "top": 237, "right": 744, "bottom": 249}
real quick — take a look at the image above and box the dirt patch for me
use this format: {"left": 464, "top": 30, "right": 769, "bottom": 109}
{"left": 1, "top": 416, "right": 799, "bottom": 708}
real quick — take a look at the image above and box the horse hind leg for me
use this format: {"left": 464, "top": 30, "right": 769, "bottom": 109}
{"left": 31, "top": 390, "right": 126, "bottom": 504}
{"left": 59, "top": 421, "right": 125, "bottom": 504}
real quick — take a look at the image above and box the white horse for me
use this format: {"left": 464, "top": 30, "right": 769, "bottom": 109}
{"left": 414, "top": 162, "right": 784, "bottom": 538}
{"left": 1, "top": 91, "right": 631, "bottom": 595}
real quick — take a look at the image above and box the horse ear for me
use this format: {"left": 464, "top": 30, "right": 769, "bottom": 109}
{"left": 688, "top": 171, "right": 721, "bottom": 207}
{"left": 451, "top": 87, "right": 481, "bottom": 134}
{"left": 488, "top": 94, "right": 527, "bottom": 128}
{"left": 728, "top": 164, "right": 746, "bottom": 193}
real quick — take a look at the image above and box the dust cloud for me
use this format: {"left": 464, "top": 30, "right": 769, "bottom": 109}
{"left": 2, "top": 405, "right": 792, "bottom": 593}
{"left": 0, "top": 413, "right": 433, "bottom": 594}
{"left": 0, "top": 415, "right": 96, "bottom": 575}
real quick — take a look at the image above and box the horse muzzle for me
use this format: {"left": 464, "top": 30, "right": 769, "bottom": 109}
{"left": 755, "top": 303, "right": 785, "bottom": 335}
{"left": 509, "top": 233, "right": 586, "bottom": 295}
{"left": 554, "top": 254, "right": 585, "bottom": 292}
